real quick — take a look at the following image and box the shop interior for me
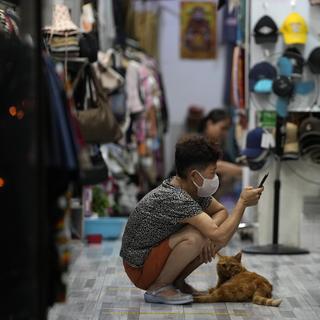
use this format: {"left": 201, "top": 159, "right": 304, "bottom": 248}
{"left": 1, "top": 0, "right": 320, "bottom": 319}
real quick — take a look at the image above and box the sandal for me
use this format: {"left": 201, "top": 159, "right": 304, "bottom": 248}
{"left": 144, "top": 285, "right": 193, "bottom": 305}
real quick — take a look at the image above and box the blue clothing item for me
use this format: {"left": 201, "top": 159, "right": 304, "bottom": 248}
{"left": 222, "top": 3, "right": 238, "bottom": 44}
{"left": 44, "top": 56, "right": 78, "bottom": 171}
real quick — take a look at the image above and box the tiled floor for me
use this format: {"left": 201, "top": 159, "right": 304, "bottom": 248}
{"left": 48, "top": 229, "right": 320, "bottom": 320}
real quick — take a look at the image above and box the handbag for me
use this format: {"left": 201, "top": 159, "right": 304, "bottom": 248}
{"left": 95, "top": 51, "right": 125, "bottom": 93}
{"left": 79, "top": 32, "right": 99, "bottom": 63}
{"left": 74, "top": 64, "right": 123, "bottom": 144}
{"left": 78, "top": 147, "right": 109, "bottom": 186}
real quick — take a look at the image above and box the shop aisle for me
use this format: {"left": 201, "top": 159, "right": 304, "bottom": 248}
{"left": 48, "top": 231, "right": 320, "bottom": 320}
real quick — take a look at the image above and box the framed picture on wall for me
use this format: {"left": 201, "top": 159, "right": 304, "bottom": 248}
{"left": 180, "top": 1, "right": 217, "bottom": 59}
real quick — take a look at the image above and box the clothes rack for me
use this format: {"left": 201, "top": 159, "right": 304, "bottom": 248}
{"left": 0, "top": 0, "right": 17, "bottom": 9}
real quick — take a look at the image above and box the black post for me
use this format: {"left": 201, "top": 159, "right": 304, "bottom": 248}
{"left": 272, "top": 179, "right": 280, "bottom": 245}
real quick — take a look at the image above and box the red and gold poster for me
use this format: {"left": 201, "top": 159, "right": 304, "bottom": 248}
{"left": 180, "top": 1, "right": 217, "bottom": 59}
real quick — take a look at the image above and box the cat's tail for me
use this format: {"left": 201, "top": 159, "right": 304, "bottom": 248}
{"left": 194, "top": 292, "right": 220, "bottom": 303}
{"left": 253, "top": 294, "right": 282, "bottom": 307}
{"left": 194, "top": 295, "right": 215, "bottom": 303}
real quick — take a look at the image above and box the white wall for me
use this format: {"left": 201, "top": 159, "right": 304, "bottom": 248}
{"left": 158, "top": 0, "right": 227, "bottom": 172}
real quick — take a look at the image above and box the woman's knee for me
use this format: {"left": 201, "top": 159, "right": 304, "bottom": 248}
{"left": 184, "top": 228, "right": 206, "bottom": 247}
{"left": 169, "top": 225, "right": 206, "bottom": 249}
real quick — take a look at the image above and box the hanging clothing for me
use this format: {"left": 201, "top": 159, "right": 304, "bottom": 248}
{"left": 126, "top": 60, "right": 145, "bottom": 114}
{"left": 98, "top": 0, "right": 116, "bottom": 51}
{"left": 112, "top": 0, "right": 126, "bottom": 47}
{"left": 132, "top": 2, "right": 159, "bottom": 58}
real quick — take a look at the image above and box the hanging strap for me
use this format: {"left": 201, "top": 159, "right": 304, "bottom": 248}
{"left": 86, "top": 65, "right": 95, "bottom": 108}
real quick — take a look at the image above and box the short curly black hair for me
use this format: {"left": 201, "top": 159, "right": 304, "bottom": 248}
{"left": 175, "top": 134, "right": 222, "bottom": 179}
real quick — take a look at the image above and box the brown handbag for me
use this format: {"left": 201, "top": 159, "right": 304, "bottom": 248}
{"left": 75, "top": 64, "right": 123, "bottom": 144}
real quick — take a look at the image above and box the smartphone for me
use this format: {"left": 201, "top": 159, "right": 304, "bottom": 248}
{"left": 257, "top": 173, "right": 269, "bottom": 188}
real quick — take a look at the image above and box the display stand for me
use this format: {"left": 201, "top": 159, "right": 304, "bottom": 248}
{"left": 243, "top": 117, "right": 309, "bottom": 254}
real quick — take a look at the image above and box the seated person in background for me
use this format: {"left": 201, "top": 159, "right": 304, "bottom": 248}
{"left": 198, "top": 109, "right": 243, "bottom": 198}
{"left": 120, "top": 134, "right": 263, "bottom": 305}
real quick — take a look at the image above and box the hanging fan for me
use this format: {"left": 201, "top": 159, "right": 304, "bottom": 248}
{"left": 251, "top": 54, "right": 319, "bottom": 116}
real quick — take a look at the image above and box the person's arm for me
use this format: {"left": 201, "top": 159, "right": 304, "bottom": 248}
{"left": 216, "top": 160, "right": 242, "bottom": 178}
{"left": 182, "top": 187, "right": 263, "bottom": 247}
{"left": 205, "top": 197, "right": 228, "bottom": 225}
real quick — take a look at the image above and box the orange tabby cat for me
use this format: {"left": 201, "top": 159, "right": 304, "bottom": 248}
{"left": 194, "top": 251, "right": 282, "bottom": 307}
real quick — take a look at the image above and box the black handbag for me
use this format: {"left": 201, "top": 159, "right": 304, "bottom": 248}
{"left": 79, "top": 31, "right": 99, "bottom": 63}
{"left": 79, "top": 148, "right": 109, "bottom": 186}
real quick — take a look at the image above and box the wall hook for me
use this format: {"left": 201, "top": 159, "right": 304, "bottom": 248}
{"left": 263, "top": 1, "right": 269, "bottom": 11}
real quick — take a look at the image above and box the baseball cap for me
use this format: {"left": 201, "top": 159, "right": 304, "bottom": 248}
{"left": 242, "top": 127, "right": 268, "bottom": 159}
{"left": 283, "top": 122, "right": 299, "bottom": 160}
{"left": 299, "top": 116, "right": 320, "bottom": 141}
{"left": 310, "top": 149, "right": 320, "bottom": 163}
{"left": 301, "top": 138, "right": 320, "bottom": 154}
{"left": 249, "top": 62, "right": 277, "bottom": 92}
{"left": 280, "top": 12, "right": 308, "bottom": 45}
{"left": 308, "top": 47, "right": 320, "bottom": 74}
{"left": 247, "top": 150, "right": 270, "bottom": 171}
{"left": 283, "top": 47, "right": 304, "bottom": 76}
{"left": 254, "top": 15, "right": 278, "bottom": 44}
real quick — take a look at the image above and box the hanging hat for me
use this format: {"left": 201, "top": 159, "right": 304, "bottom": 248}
{"left": 247, "top": 149, "right": 270, "bottom": 171}
{"left": 249, "top": 62, "right": 277, "bottom": 92}
{"left": 241, "top": 127, "right": 273, "bottom": 159}
{"left": 283, "top": 47, "right": 304, "bottom": 77}
{"left": 299, "top": 116, "right": 320, "bottom": 141}
{"left": 301, "top": 137, "right": 320, "bottom": 154}
{"left": 280, "top": 12, "right": 308, "bottom": 45}
{"left": 254, "top": 15, "right": 279, "bottom": 44}
{"left": 310, "top": 149, "right": 320, "bottom": 164}
{"left": 308, "top": 47, "right": 320, "bottom": 74}
{"left": 45, "top": 4, "right": 79, "bottom": 32}
{"left": 283, "top": 122, "right": 299, "bottom": 160}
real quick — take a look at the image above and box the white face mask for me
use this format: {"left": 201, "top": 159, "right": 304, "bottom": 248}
{"left": 192, "top": 171, "right": 219, "bottom": 197}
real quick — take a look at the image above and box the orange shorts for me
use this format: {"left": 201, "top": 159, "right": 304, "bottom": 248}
{"left": 123, "top": 238, "right": 172, "bottom": 290}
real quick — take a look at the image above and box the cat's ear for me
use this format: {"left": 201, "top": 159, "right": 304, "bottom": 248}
{"left": 234, "top": 251, "right": 242, "bottom": 262}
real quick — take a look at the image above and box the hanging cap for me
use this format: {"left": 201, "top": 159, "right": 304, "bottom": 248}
{"left": 280, "top": 12, "right": 308, "bottom": 45}
{"left": 254, "top": 15, "right": 279, "bottom": 44}
{"left": 249, "top": 62, "right": 277, "bottom": 92}
{"left": 283, "top": 122, "right": 299, "bottom": 157}
{"left": 283, "top": 47, "right": 304, "bottom": 76}
{"left": 242, "top": 127, "right": 269, "bottom": 159}
{"left": 308, "top": 47, "right": 320, "bottom": 74}
{"left": 299, "top": 117, "right": 320, "bottom": 141}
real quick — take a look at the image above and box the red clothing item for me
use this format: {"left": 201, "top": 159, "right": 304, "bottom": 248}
{"left": 123, "top": 238, "right": 172, "bottom": 290}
